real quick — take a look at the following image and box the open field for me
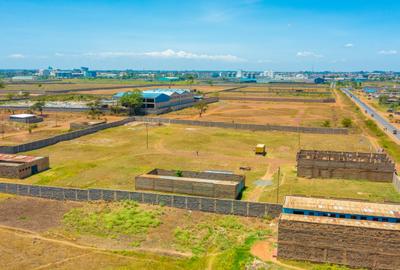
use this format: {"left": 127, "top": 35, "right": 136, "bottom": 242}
{"left": 1, "top": 121, "right": 397, "bottom": 203}
{"left": 165, "top": 100, "right": 349, "bottom": 128}
{"left": 0, "top": 195, "right": 356, "bottom": 270}
{"left": 0, "top": 110, "right": 124, "bottom": 146}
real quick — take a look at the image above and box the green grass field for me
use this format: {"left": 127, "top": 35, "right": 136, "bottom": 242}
{"left": 0, "top": 122, "right": 395, "bottom": 203}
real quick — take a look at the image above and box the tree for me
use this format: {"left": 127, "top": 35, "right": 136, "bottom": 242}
{"left": 120, "top": 90, "right": 142, "bottom": 115}
{"left": 194, "top": 101, "right": 208, "bottom": 117}
{"left": 186, "top": 75, "right": 195, "bottom": 88}
{"left": 378, "top": 95, "right": 389, "bottom": 105}
{"left": 31, "top": 101, "right": 45, "bottom": 115}
{"left": 0, "top": 80, "right": 4, "bottom": 89}
{"left": 86, "top": 99, "right": 103, "bottom": 119}
{"left": 341, "top": 118, "right": 353, "bottom": 128}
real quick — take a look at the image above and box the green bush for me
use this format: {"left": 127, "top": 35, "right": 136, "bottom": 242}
{"left": 63, "top": 201, "right": 162, "bottom": 239}
{"left": 341, "top": 118, "right": 352, "bottom": 128}
{"left": 322, "top": 120, "right": 331, "bottom": 127}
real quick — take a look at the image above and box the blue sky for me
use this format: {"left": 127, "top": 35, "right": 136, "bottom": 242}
{"left": 1, "top": 0, "right": 400, "bottom": 71}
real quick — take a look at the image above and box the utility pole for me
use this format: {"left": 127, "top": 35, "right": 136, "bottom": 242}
{"left": 276, "top": 167, "right": 281, "bottom": 204}
{"left": 298, "top": 131, "right": 301, "bottom": 150}
{"left": 146, "top": 123, "right": 149, "bottom": 149}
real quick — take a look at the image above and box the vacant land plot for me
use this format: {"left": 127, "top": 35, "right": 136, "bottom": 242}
{"left": 0, "top": 110, "right": 123, "bottom": 146}
{"left": 218, "top": 85, "right": 333, "bottom": 99}
{"left": 1, "top": 122, "right": 394, "bottom": 203}
{"left": 165, "top": 100, "right": 347, "bottom": 127}
{"left": 0, "top": 195, "right": 355, "bottom": 270}
{"left": 0, "top": 195, "right": 279, "bottom": 270}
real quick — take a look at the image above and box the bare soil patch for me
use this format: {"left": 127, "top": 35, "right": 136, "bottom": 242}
{"left": 0, "top": 196, "right": 81, "bottom": 232}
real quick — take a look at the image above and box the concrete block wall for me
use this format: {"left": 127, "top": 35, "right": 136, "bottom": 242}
{"left": 219, "top": 96, "right": 336, "bottom": 103}
{"left": 133, "top": 117, "right": 348, "bottom": 135}
{"left": 0, "top": 182, "right": 282, "bottom": 218}
{"left": 278, "top": 218, "right": 400, "bottom": 270}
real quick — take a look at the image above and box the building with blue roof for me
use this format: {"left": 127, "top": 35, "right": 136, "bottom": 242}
{"left": 113, "top": 88, "right": 196, "bottom": 114}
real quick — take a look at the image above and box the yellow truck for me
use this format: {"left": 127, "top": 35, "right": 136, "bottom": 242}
{"left": 255, "top": 144, "right": 266, "bottom": 156}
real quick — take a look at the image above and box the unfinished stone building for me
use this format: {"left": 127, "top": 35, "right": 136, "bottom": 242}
{"left": 0, "top": 154, "right": 49, "bottom": 179}
{"left": 135, "top": 169, "right": 245, "bottom": 199}
{"left": 278, "top": 196, "right": 400, "bottom": 270}
{"left": 297, "top": 150, "right": 395, "bottom": 182}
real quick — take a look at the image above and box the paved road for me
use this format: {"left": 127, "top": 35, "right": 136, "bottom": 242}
{"left": 341, "top": 88, "right": 400, "bottom": 141}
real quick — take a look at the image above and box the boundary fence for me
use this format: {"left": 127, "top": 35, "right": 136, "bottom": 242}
{"left": 133, "top": 116, "right": 348, "bottom": 135}
{"left": 219, "top": 96, "right": 336, "bottom": 103}
{"left": 0, "top": 182, "right": 282, "bottom": 218}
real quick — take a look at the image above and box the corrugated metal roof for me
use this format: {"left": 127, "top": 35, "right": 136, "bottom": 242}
{"left": 284, "top": 196, "right": 400, "bottom": 219}
{"left": 0, "top": 154, "right": 43, "bottom": 163}
{"left": 280, "top": 213, "right": 400, "bottom": 230}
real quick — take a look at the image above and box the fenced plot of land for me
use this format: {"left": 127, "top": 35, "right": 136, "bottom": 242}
{"left": 1, "top": 122, "right": 395, "bottom": 203}
{"left": 0, "top": 110, "right": 124, "bottom": 146}
{"left": 164, "top": 100, "right": 349, "bottom": 128}
{"left": 0, "top": 195, "right": 277, "bottom": 270}
{"left": 218, "top": 85, "right": 333, "bottom": 99}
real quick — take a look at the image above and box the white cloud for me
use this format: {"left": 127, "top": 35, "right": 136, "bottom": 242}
{"left": 296, "top": 51, "right": 323, "bottom": 58}
{"left": 8, "top": 53, "right": 25, "bottom": 59}
{"left": 143, "top": 49, "right": 243, "bottom": 61}
{"left": 378, "top": 50, "right": 398, "bottom": 55}
{"left": 344, "top": 43, "right": 354, "bottom": 48}
{"left": 257, "top": 59, "right": 273, "bottom": 63}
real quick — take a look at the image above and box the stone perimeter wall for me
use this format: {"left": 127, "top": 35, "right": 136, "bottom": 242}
{"left": 0, "top": 182, "right": 282, "bottom": 218}
{"left": 133, "top": 117, "right": 348, "bottom": 135}
{"left": 219, "top": 96, "right": 336, "bottom": 103}
{"left": 278, "top": 218, "right": 400, "bottom": 270}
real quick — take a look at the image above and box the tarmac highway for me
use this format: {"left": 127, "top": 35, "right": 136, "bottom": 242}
{"left": 341, "top": 88, "right": 400, "bottom": 142}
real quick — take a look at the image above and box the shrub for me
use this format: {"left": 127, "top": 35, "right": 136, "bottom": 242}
{"left": 63, "top": 201, "right": 162, "bottom": 239}
{"left": 341, "top": 118, "right": 352, "bottom": 128}
{"left": 322, "top": 120, "right": 331, "bottom": 127}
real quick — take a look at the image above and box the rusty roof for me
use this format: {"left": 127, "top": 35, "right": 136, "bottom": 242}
{"left": 280, "top": 213, "right": 400, "bottom": 231}
{"left": 284, "top": 196, "right": 400, "bottom": 219}
{"left": 0, "top": 154, "right": 43, "bottom": 163}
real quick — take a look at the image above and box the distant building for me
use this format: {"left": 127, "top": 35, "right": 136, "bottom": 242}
{"left": 158, "top": 76, "right": 181, "bottom": 82}
{"left": 314, "top": 77, "right": 326, "bottom": 84}
{"left": 113, "top": 88, "right": 197, "bottom": 114}
{"left": 11, "top": 76, "right": 36, "bottom": 81}
{"left": 0, "top": 154, "right": 49, "bottom": 179}
{"left": 55, "top": 70, "right": 73, "bottom": 79}
{"left": 363, "top": 87, "right": 379, "bottom": 94}
{"left": 9, "top": 114, "right": 43, "bottom": 124}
